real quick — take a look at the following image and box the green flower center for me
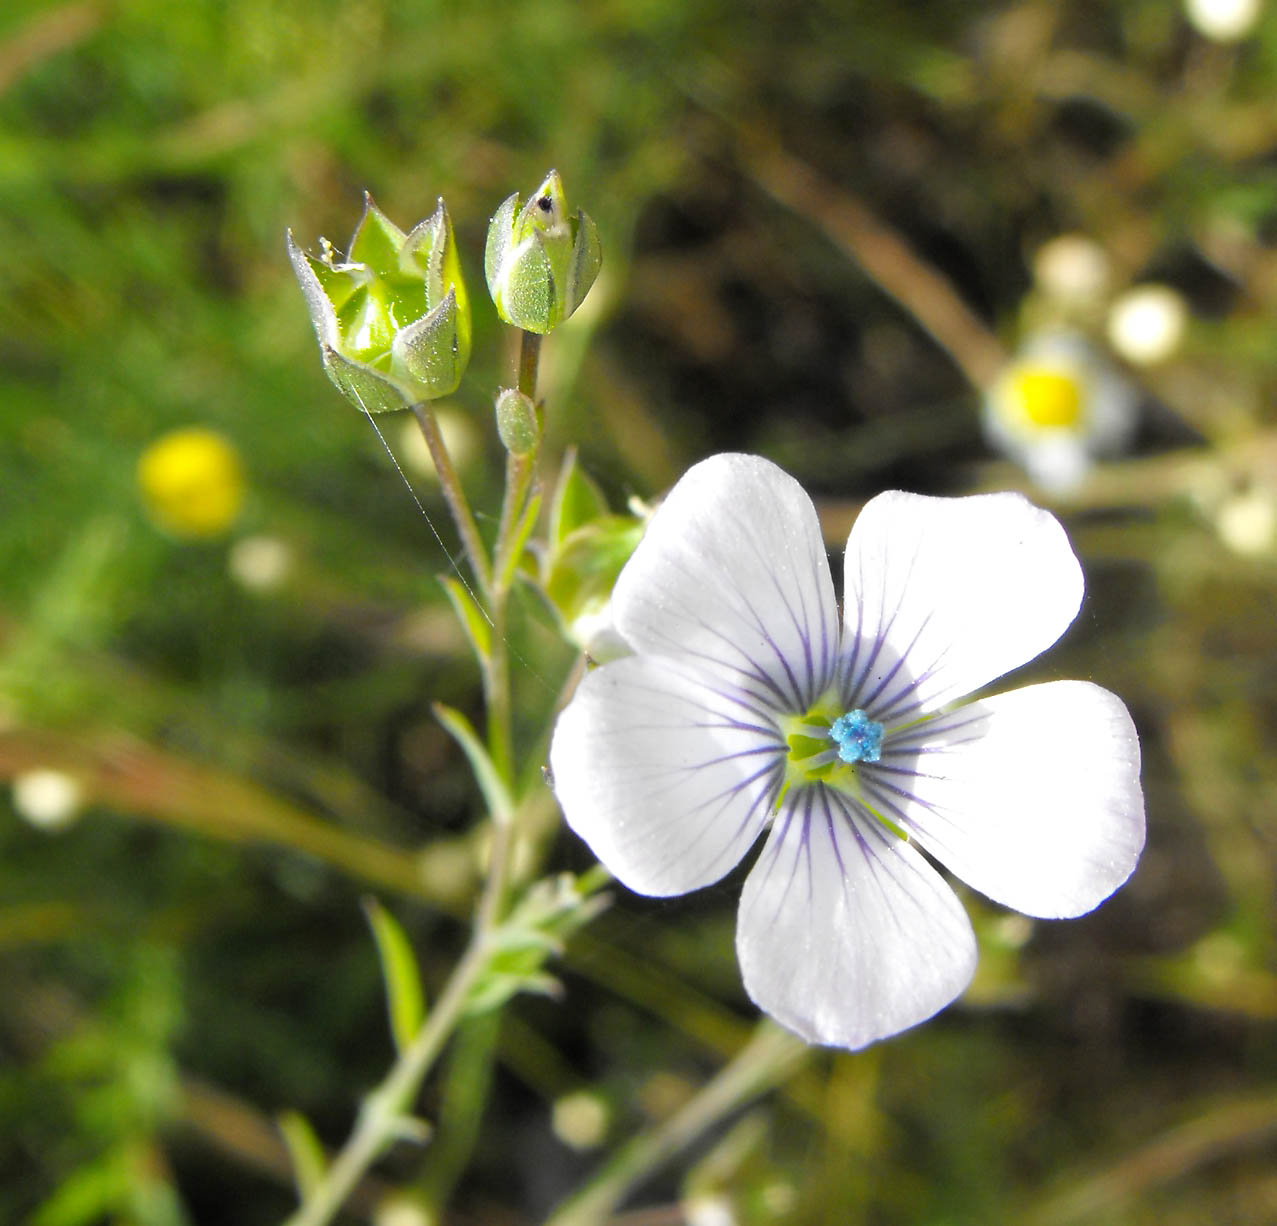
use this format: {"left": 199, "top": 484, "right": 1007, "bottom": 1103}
{"left": 774, "top": 699, "right": 884, "bottom": 808}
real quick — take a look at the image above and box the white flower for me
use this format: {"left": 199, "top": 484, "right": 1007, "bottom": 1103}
{"left": 549, "top": 454, "right": 1144, "bottom": 1050}
{"left": 1106, "top": 284, "right": 1188, "bottom": 366}
{"left": 984, "top": 333, "right": 1137, "bottom": 493}
{"left": 1184, "top": 0, "right": 1262, "bottom": 43}
{"left": 12, "top": 768, "right": 84, "bottom": 832}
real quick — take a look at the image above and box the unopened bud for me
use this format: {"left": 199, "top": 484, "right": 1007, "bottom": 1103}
{"left": 484, "top": 170, "right": 601, "bottom": 334}
{"left": 494, "top": 388, "right": 539, "bottom": 456}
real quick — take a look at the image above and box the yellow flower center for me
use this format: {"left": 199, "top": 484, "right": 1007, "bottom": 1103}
{"left": 1010, "top": 368, "right": 1085, "bottom": 429}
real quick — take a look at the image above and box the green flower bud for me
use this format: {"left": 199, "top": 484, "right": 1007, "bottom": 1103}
{"left": 484, "top": 170, "right": 601, "bottom": 335}
{"left": 494, "top": 387, "right": 539, "bottom": 456}
{"left": 288, "top": 194, "right": 471, "bottom": 413}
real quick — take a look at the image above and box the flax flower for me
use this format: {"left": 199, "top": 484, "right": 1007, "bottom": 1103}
{"left": 549, "top": 454, "right": 1144, "bottom": 1049}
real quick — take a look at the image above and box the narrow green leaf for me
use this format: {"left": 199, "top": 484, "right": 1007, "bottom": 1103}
{"left": 548, "top": 449, "right": 610, "bottom": 551}
{"left": 362, "top": 898, "right": 427, "bottom": 1053}
{"left": 433, "top": 702, "right": 515, "bottom": 826}
{"left": 278, "top": 1110, "right": 329, "bottom": 1201}
{"left": 439, "top": 575, "right": 492, "bottom": 662}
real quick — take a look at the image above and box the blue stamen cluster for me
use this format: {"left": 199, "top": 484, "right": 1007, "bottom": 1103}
{"left": 830, "top": 709, "right": 884, "bottom": 764}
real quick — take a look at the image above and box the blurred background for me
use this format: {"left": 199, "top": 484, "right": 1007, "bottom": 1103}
{"left": 2, "top": 0, "right": 1275, "bottom": 1222}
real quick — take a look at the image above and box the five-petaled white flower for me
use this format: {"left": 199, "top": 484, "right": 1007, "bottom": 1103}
{"left": 549, "top": 454, "right": 1145, "bottom": 1049}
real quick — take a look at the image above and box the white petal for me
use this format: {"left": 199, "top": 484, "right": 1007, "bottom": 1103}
{"left": 841, "top": 490, "right": 1082, "bottom": 719}
{"left": 864, "top": 681, "right": 1144, "bottom": 918}
{"left": 614, "top": 454, "right": 838, "bottom": 716}
{"left": 736, "top": 787, "right": 977, "bottom": 1049}
{"left": 549, "top": 655, "right": 782, "bottom": 896}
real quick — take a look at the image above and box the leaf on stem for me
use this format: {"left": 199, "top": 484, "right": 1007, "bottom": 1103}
{"left": 548, "top": 449, "right": 610, "bottom": 552}
{"left": 433, "top": 703, "right": 516, "bottom": 826}
{"left": 498, "top": 489, "right": 543, "bottom": 592}
{"left": 439, "top": 575, "right": 492, "bottom": 663}
{"left": 278, "top": 1109, "right": 329, "bottom": 1201}
{"left": 362, "top": 898, "right": 428, "bottom": 1054}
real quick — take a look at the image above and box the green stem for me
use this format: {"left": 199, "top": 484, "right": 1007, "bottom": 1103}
{"left": 283, "top": 332, "right": 549, "bottom": 1226}
{"left": 544, "top": 1022, "right": 808, "bottom": 1226}
{"left": 485, "top": 330, "right": 543, "bottom": 789}
{"left": 280, "top": 941, "right": 488, "bottom": 1226}
{"left": 410, "top": 403, "right": 493, "bottom": 595}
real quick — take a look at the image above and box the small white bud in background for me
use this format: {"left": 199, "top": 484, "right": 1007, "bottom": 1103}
{"left": 1184, "top": 0, "right": 1263, "bottom": 43}
{"left": 374, "top": 1197, "right": 434, "bottom": 1226}
{"left": 397, "top": 407, "right": 481, "bottom": 481}
{"left": 228, "top": 535, "right": 294, "bottom": 592}
{"left": 1216, "top": 487, "right": 1276, "bottom": 555}
{"left": 683, "top": 1195, "right": 737, "bottom": 1226}
{"left": 551, "top": 1090, "right": 610, "bottom": 1151}
{"left": 1106, "top": 284, "right": 1189, "bottom": 366}
{"left": 12, "top": 769, "right": 84, "bottom": 832}
{"left": 1033, "top": 234, "right": 1110, "bottom": 304}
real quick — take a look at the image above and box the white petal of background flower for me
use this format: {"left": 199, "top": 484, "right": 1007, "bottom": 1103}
{"left": 550, "top": 654, "right": 780, "bottom": 896}
{"left": 841, "top": 491, "right": 1083, "bottom": 720}
{"left": 737, "top": 787, "right": 977, "bottom": 1048}
{"left": 865, "top": 681, "right": 1145, "bottom": 918}
{"left": 613, "top": 453, "right": 838, "bottom": 714}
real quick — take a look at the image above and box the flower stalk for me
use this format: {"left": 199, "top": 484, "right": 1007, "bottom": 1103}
{"left": 545, "top": 1021, "right": 808, "bottom": 1226}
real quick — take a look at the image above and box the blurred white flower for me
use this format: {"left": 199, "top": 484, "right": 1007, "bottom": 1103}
{"left": 1184, "top": 0, "right": 1263, "bottom": 42}
{"left": 984, "top": 333, "right": 1138, "bottom": 493}
{"left": 228, "top": 534, "right": 294, "bottom": 592}
{"left": 683, "top": 1195, "right": 737, "bottom": 1226}
{"left": 550, "top": 455, "right": 1145, "bottom": 1049}
{"left": 1033, "top": 235, "right": 1110, "bottom": 305}
{"left": 1215, "top": 486, "right": 1276, "bottom": 555}
{"left": 551, "top": 1090, "right": 610, "bottom": 1150}
{"left": 397, "top": 406, "right": 482, "bottom": 480}
{"left": 12, "top": 769, "right": 84, "bottom": 832}
{"left": 1106, "top": 284, "right": 1188, "bottom": 366}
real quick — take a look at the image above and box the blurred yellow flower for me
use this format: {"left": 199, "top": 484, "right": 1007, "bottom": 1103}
{"left": 137, "top": 427, "right": 245, "bottom": 538}
{"left": 1008, "top": 368, "right": 1084, "bottom": 429}
{"left": 984, "top": 333, "right": 1137, "bottom": 493}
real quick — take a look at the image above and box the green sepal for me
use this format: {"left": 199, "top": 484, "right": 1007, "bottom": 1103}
{"left": 564, "top": 209, "right": 602, "bottom": 317}
{"left": 321, "top": 344, "right": 411, "bottom": 414}
{"left": 439, "top": 575, "right": 492, "bottom": 663}
{"left": 362, "top": 897, "right": 427, "bottom": 1053}
{"left": 497, "top": 232, "right": 558, "bottom": 334}
{"left": 433, "top": 702, "right": 515, "bottom": 826}
{"left": 348, "top": 193, "right": 406, "bottom": 273}
{"left": 391, "top": 287, "right": 468, "bottom": 399}
{"left": 278, "top": 1110, "right": 328, "bottom": 1199}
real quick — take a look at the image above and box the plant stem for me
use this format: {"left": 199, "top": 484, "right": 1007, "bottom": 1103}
{"left": 485, "top": 330, "right": 543, "bottom": 790}
{"left": 544, "top": 1021, "right": 808, "bottom": 1226}
{"left": 280, "top": 941, "right": 488, "bottom": 1226}
{"left": 410, "top": 402, "right": 493, "bottom": 595}
{"left": 282, "top": 333, "right": 548, "bottom": 1226}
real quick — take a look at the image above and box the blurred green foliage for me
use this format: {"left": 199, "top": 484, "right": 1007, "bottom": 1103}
{"left": 1, "top": 0, "right": 1275, "bottom": 1223}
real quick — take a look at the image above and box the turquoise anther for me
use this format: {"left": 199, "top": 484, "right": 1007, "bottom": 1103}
{"left": 829, "top": 709, "right": 884, "bottom": 764}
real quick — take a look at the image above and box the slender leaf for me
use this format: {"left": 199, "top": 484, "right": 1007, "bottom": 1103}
{"left": 362, "top": 898, "right": 427, "bottom": 1053}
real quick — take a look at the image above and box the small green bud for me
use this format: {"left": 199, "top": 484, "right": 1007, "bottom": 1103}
{"left": 288, "top": 194, "right": 471, "bottom": 413}
{"left": 484, "top": 170, "right": 601, "bottom": 334}
{"left": 494, "top": 387, "right": 539, "bottom": 456}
